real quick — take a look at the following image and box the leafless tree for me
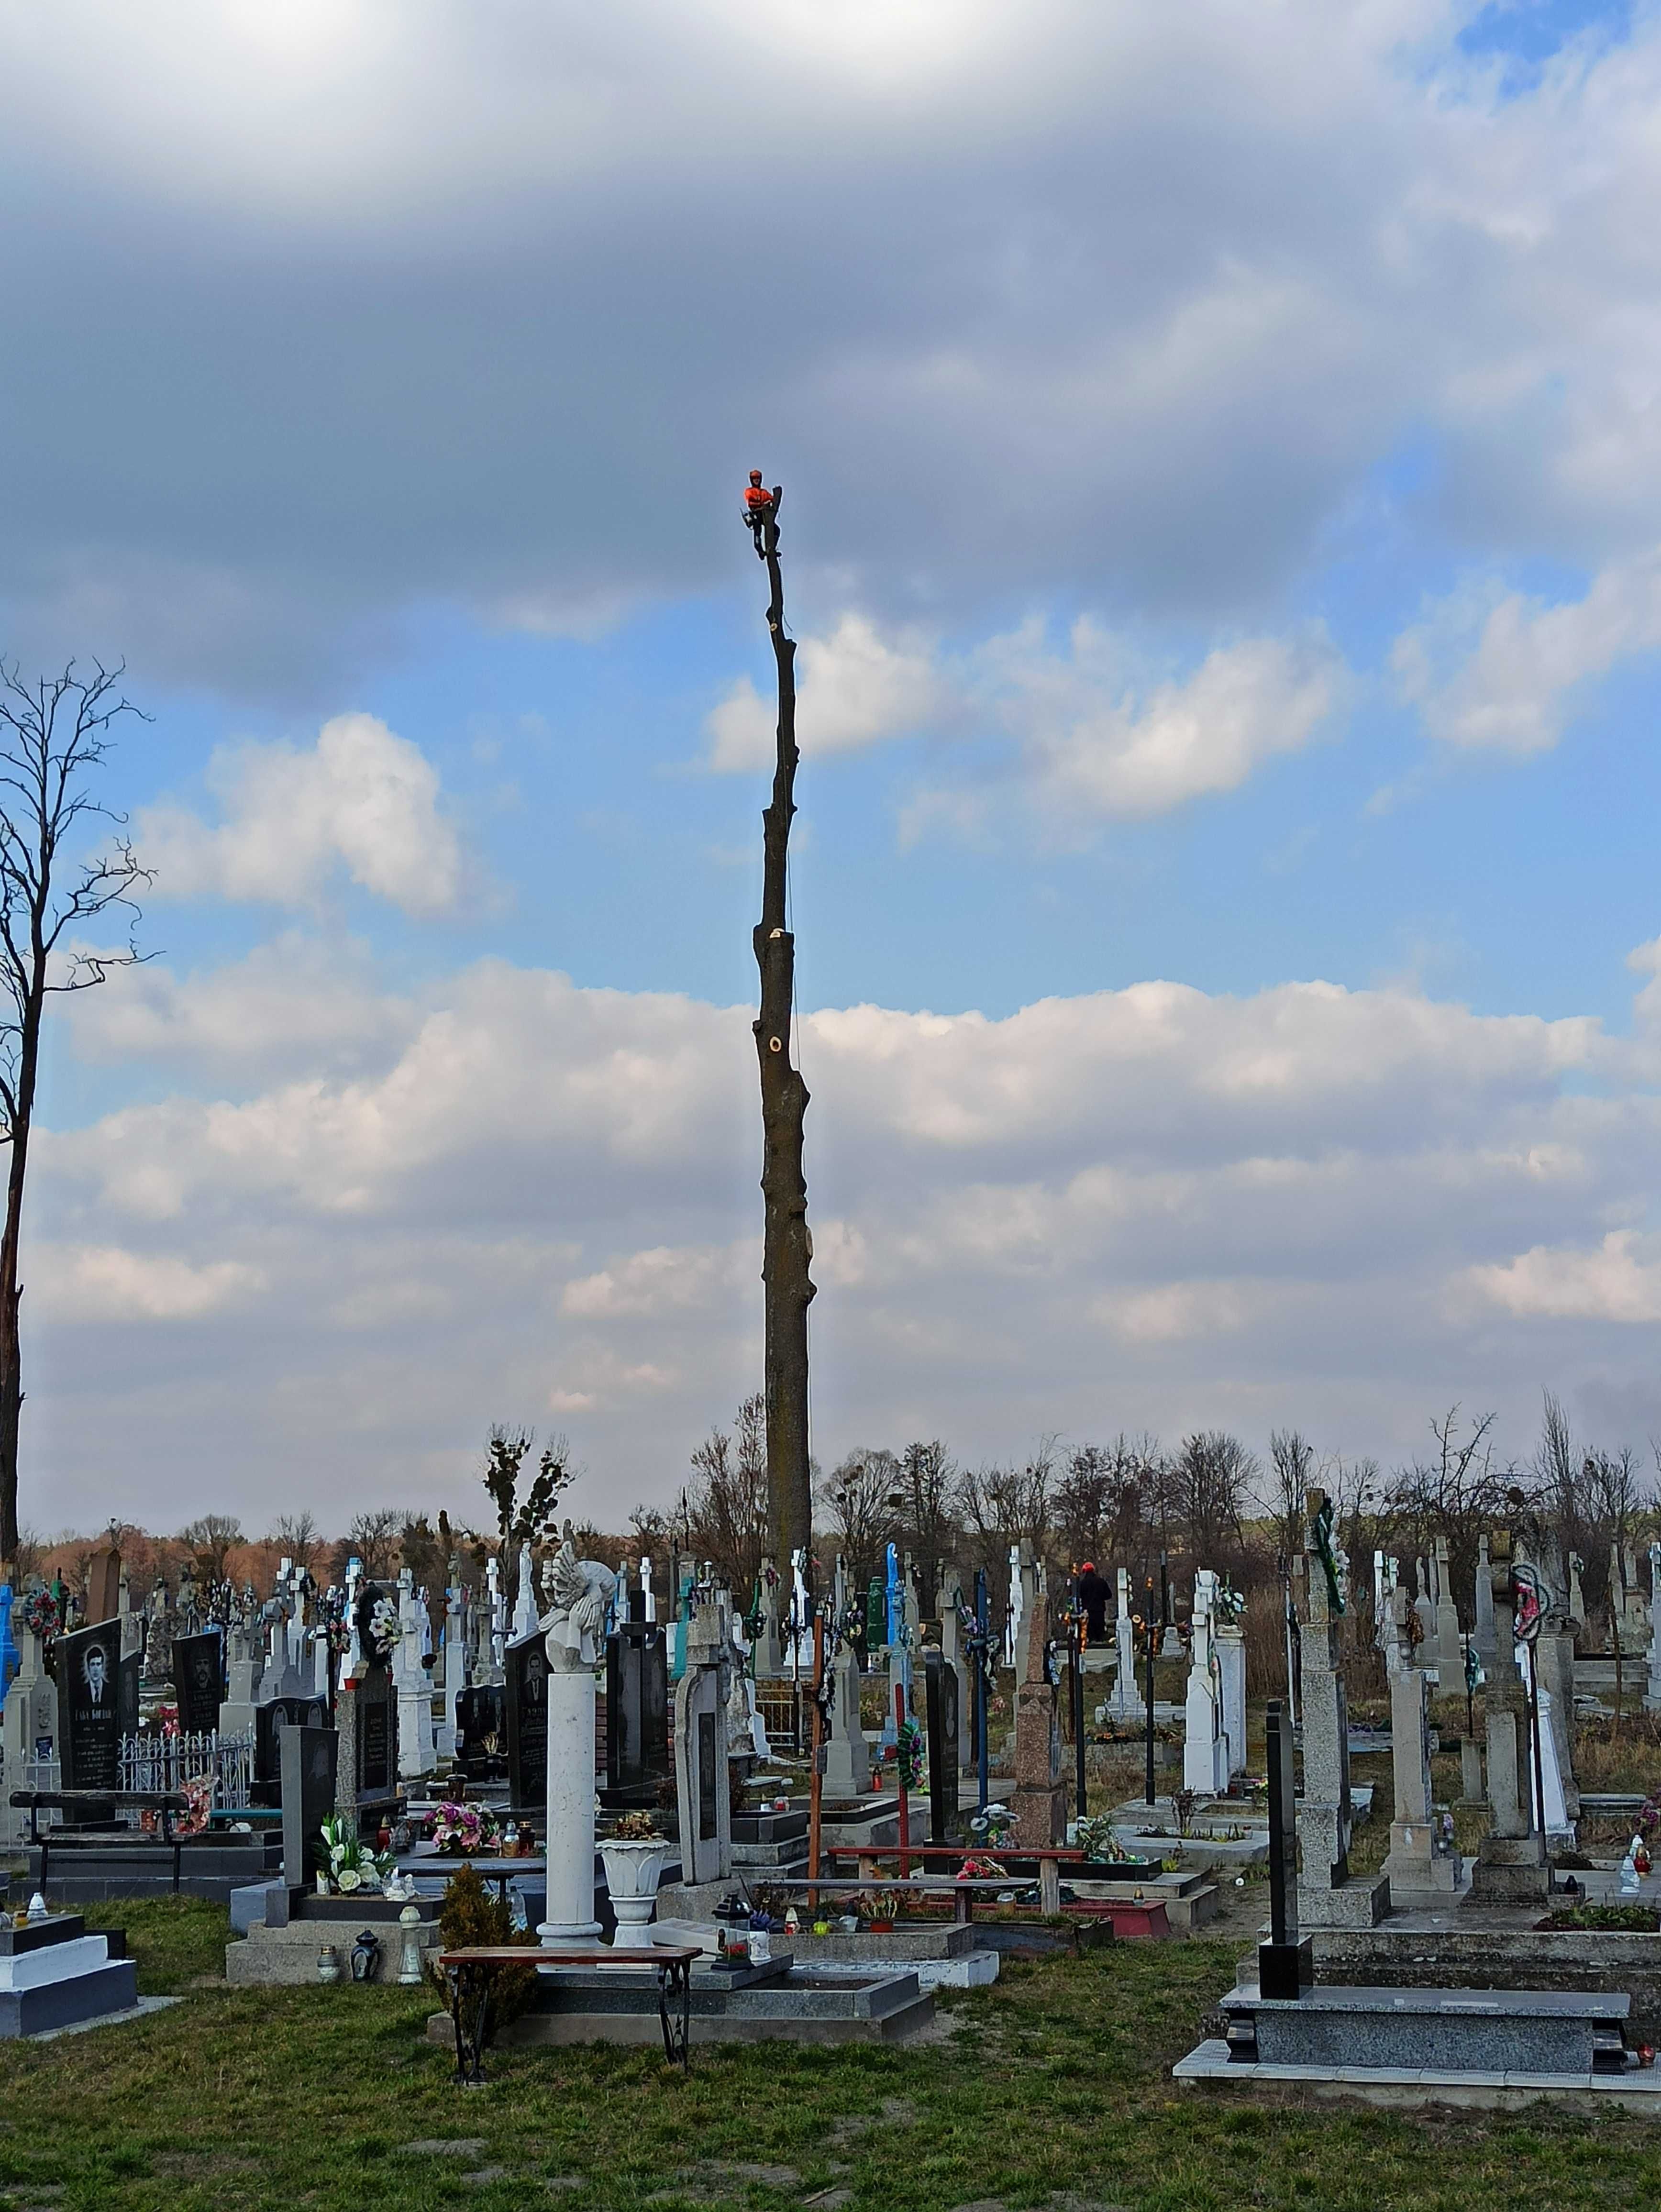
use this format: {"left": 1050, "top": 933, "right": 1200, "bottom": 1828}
{"left": 1268, "top": 1429, "right": 1317, "bottom": 1562}
{"left": 1168, "top": 1431, "right": 1255, "bottom": 1567}
{"left": 268, "top": 1512, "right": 321, "bottom": 1574}
{"left": 1383, "top": 1405, "right": 1513, "bottom": 1620}
{"left": 1055, "top": 1443, "right": 1116, "bottom": 1570}
{"left": 897, "top": 1440, "right": 957, "bottom": 1613}
{"left": 682, "top": 1393, "right": 770, "bottom": 1600}
{"left": 178, "top": 1514, "right": 244, "bottom": 1583}
{"left": 819, "top": 1448, "right": 900, "bottom": 1598}
{"left": 953, "top": 1443, "right": 1056, "bottom": 1562}
{"left": 0, "top": 664, "right": 150, "bottom": 1562}
{"left": 343, "top": 1508, "right": 403, "bottom": 1580}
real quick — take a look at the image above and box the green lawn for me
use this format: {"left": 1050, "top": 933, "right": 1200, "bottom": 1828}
{"left": 0, "top": 1904, "right": 1659, "bottom": 2212}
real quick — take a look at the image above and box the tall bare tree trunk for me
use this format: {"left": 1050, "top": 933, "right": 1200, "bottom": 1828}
{"left": 751, "top": 488, "right": 816, "bottom": 1584}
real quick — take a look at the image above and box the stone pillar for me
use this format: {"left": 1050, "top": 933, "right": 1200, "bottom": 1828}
{"left": 1012, "top": 1589, "right": 1065, "bottom": 1846}
{"left": 1647, "top": 1543, "right": 1661, "bottom": 1713}
{"left": 1297, "top": 1488, "right": 1389, "bottom": 1929}
{"left": 1473, "top": 1534, "right": 1495, "bottom": 1667}
{"left": 395, "top": 1574, "right": 436, "bottom": 1780}
{"left": 1471, "top": 1532, "right": 1550, "bottom": 1903}
{"left": 539, "top": 1663, "right": 601, "bottom": 1939}
{"left": 1432, "top": 1536, "right": 1462, "bottom": 1678}
{"left": 1381, "top": 1592, "right": 1461, "bottom": 1904}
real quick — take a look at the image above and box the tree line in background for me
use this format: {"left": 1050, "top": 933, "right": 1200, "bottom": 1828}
{"left": 29, "top": 1392, "right": 1658, "bottom": 1674}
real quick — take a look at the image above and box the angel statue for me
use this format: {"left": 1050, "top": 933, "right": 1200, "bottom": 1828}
{"left": 540, "top": 1537, "right": 618, "bottom": 1673}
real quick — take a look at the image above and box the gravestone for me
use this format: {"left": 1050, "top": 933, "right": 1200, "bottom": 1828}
{"left": 1474, "top": 1533, "right": 1496, "bottom": 1664}
{"left": 1296, "top": 1490, "right": 1389, "bottom": 1928}
{"left": 1258, "top": 1699, "right": 1311, "bottom": 1999}
{"left": 1183, "top": 1571, "right": 1229, "bottom": 1794}
{"left": 1381, "top": 1591, "right": 1461, "bottom": 1904}
{"left": 1432, "top": 1536, "right": 1462, "bottom": 1676}
{"left": 924, "top": 1648, "right": 960, "bottom": 1844}
{"left": 505, "top": 1628, "right": 550, "bottom": 1809}
{"left": 1471, "top": 1532, "right": 1550, "bottom": 1902}
{"left": 822, "top": 1632, "right": 871, "bottom": 1799}
{"left": 85, "top": 1545, "right": 121, "bottom": 1630}
{"left": 455, "top": 1682, "right": 505, "bottom": 1780}
{"left": 394, "top": 1573, "right": 436, "bottom": 1780}
{"left": 1648, "top": 1542, "right": 1661, "bottom": 1712}
{"left": 281, "top": 1724, "right": 339, "bottom": 1891}
{"left": 56, "top": 1619, "right": 122, "bottom": 1817}
{"left": 219, "top": 1617, "right": 262, "bottom": 1743}
{"left": 255, "top": 1695, "right": 330, "bottom": 1806}
{"left": 1, "top": 1613, "right": 56, "bottom": 1763}
{"left": 604, "top": 1623, "right": 669, "bottom": 1803}
{"left": 753, "top": 1557, "right": 785, "bottom": 1679}
{"left": 673, "top": 1599, "right": 731, "bottom": 1885}
{"left": 354, "top": 1662, "right": 397, "bottom": 1809}
{"left": 1217, "top": 1602, "right": 1247, "bottom": 1779}
{"left": 173, "top": 1631, "right": 223, "bottom": 1737}
{"left": 1012, "top": 1591, "right": 1065, "bottom": 1846}
{"left": 1112, "top": 1568, "right": 1143, "bottom": 1721}
{"left": 118, "top": 1650, "right": 141, "bottom": 1738}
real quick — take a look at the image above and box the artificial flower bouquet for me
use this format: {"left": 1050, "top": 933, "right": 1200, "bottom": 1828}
{"left": 317, "top": 1815, "right": 397, "bottom": 1893}
{"left": 427, "top": 1799, "right": 502, "bottom": 1857}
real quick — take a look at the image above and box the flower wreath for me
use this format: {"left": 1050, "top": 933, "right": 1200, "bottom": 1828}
{"left": 18, "top": 1589, "right": 60, "bottom": 1642}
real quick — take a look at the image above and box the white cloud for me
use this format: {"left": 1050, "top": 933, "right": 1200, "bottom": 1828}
{"left": 711, "top": 609, "right": 1345, "bottom": 822}
{"left": 1393, "top": 548, "right": 1661, "bottom": 752}
{"left": 1461, "top": 1231, "right": 1661, "bottom": 1326}
{"left": 707, "top": 615, "right": 945, "bottom": 771}
{"left": 137, "top": 714, "right": 464, "bottom": 916}
{"left": 30, "top": 1244, "right": 265, "bottom": 1323}
{"left": 22, "top": 937, "right": 1661, "bottom": 1528}
{"left": 986, "top": 620, "right": 1343, "bottom": 818}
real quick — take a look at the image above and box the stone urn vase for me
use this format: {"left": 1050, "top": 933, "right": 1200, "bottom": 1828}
{"left": 599, "top": 1837, "right": 671, "bottom": 1949}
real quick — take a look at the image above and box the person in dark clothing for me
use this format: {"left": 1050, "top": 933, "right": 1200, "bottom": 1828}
{"left": 1075, "top": 1561, "right": 1111, "bottom": 1643}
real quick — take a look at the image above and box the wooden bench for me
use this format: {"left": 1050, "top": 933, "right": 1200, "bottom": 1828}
{"left": 9, "top": 1791, "right": 191, "bottom": 1891}
{"left": 438, "top": 1943, "right": 703, "bottom": 2085}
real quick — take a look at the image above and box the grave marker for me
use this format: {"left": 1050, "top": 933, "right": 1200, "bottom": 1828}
{"left": 505, "top": 1629, "right": 550, "bottom": 1808}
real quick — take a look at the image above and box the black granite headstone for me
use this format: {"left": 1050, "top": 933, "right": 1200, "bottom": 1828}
{"left": 281, "top": 1724, "right": 340, "bottom": 1889}
{"left": 925, "top": 1648, "right": 960, "bottom": 1843}
{"left": 174, "top": 1631, "right": 223, "bottom": 1736}
{"left": 354, "top": 1663, "right": 395, "bottom": 1800}
{"left": 1259, "top": 1698, "right": 1312, "bottom": 2001}
{"left": 605, "top": 1624, "right": 669, "bottom": 1803}
{"left": 118, "top": 1650, "right": 141, "bottom": 1739}
{"left": 255, "top": 1695, "right": 332, "bottom": 1807}
{"left": 455, "top": 1683, "right": 505, "bottom": 1781}
{"left": 56, "top": 1618, "right": 122, "bottom": 1812}
{"left": 504, "top": 1631, "right": 548, "bottom": 1809}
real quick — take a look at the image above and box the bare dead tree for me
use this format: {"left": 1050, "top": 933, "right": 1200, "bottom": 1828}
{"left": 897, "top": 1440, "right": 958, "bottom": 1614}
{"left": 746, "top": 479, "right": 816, "bottom": 1582}
{"left": 268, "top": 1512, "right": 321, "bottom": 1574}
{"left": 0, "top": 663, "right": 150, "bottom": 1563}
{"left": 818, "top": 1447, "right": 900, "bottom": 1596}
{"left": 178, "top": 1514, "right": 244, "bottom": 1583}
{"left": 682, "top": 1394, "right": 770, "bottom": 1600}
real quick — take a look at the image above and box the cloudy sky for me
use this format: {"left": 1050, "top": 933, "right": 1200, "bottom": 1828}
{"left": 5, "top": 0, "right": 1661, "bottom": 1535}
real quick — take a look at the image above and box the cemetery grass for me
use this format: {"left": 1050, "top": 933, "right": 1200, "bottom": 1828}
{"left": 1, "top": 1911, "right": 1661, "bottom": 2212}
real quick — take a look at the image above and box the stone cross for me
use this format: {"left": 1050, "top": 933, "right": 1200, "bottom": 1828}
{"left": 1183, "top": 1570, "right": 1228, "bottom": 1794}
{"left": 821, "top": 1625, "right": 871, "bottom": 1800}
{"left": 1470, "top": 1532, "right": 1550, "bottom": 1902}
{"left": 1296, "top": 1489, "right": 1388, "bottom": 1928}
{"left": 1473, "top": 1534, "right": 1495, "bottom": 1664}
{"left": 1381, "top": 1590, "right": 1460, "bottom": 1904}
{"left": 753, "top": 1555, "right": 785, "bottom": 1679}
{"left": 1112, "top": 1569, "right": 1142, "bottom": 1722}
{"left": 1433, "top": 1535, "right": 1463, "bottom": 1677}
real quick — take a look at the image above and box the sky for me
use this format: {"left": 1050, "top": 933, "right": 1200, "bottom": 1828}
{"left": 3, "top": 0, "right": 1661, "bottom": 1536}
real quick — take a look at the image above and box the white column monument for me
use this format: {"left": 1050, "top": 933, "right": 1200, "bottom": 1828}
{"left": 537, "top": 1538, "right": 615, "bottom": 1941}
